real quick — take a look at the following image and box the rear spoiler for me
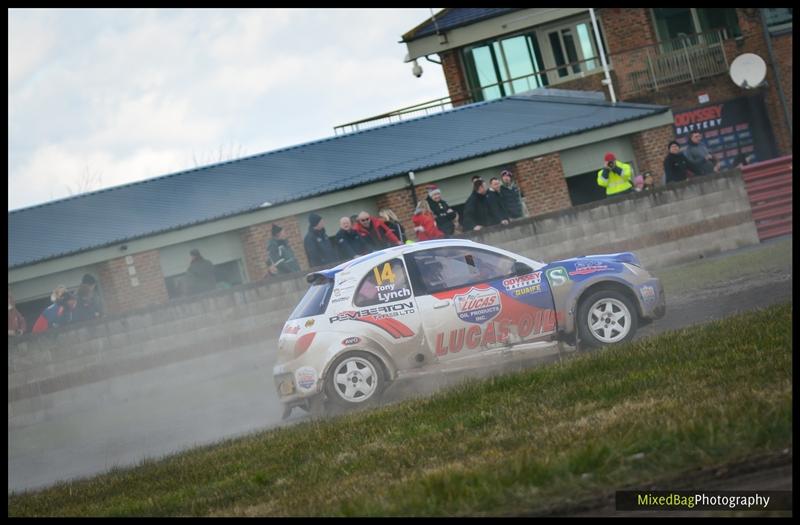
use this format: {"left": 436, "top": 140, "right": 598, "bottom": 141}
{"left": 305, "top": 271, "right": 335, "bottom": 284}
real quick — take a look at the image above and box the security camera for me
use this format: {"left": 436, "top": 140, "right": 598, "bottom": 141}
{"left": 411, "top": 60, "right": 423, "bottom": 78}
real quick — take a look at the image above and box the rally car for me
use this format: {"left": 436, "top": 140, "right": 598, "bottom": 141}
{"left": 274, "top": 239, "right": 665, "bottom": 416}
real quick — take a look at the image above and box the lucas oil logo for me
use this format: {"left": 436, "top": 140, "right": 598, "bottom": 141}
{"left": 453, "top": 287, "right": 501, "bottom": 324}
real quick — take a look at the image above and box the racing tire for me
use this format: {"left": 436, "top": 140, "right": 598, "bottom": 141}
{"left": 324, "top": 351, "right": 386, "bottom": 411}
{"left": 577, "top": 289, "right": 638, "bottom": 348}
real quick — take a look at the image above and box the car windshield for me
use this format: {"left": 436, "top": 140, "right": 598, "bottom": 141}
{"left": 288, "top": 280, "right": 334, "bottom": 320}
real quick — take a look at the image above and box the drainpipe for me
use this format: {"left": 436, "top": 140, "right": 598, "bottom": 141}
{"left": 759, "top": 8, "right": 792, "bottom": 138}
{"left": 590, "top": 8, "right": 617, "bottom": 104}
{"left": 408, "top": 171, "right": 418, "bottom": 206}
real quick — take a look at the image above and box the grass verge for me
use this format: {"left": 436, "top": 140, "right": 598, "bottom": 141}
{"left": 8, "top": 302, "right": 792, "bottom": 517}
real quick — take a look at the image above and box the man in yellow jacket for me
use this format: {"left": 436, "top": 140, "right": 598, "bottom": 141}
{"left": 597, "top": 152, "right": 634, "bottom": 197}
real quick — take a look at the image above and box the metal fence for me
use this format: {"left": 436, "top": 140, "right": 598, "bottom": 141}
{"left": 625, "top": 29, "right": 730, "bottom": 95}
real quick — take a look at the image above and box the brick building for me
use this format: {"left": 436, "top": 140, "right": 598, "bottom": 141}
{"left": 401, "top": 8, "right": 792, "bottom": 175}
{"left": 9, "top": 8, "right": 791, "bottom": 324}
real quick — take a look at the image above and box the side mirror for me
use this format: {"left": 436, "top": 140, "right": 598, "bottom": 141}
{"left": 513, "top": 261, "right": 533, "bottom": 276}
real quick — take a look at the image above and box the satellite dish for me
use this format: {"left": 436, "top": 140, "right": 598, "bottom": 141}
{"left": 729, "top": 53, "right": 767, "bottom": 89}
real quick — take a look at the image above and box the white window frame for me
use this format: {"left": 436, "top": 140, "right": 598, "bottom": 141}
{"left": 537, "top": 16, "right": 605, "bottom": 84}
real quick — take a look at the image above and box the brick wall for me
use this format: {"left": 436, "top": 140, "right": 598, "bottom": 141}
{"left": 240, "top": 214, "right": 308, "bottom": 280}
{"left": 512, "top": 153, "right": 573, "bottom": 215}
{"left": 599, "top": 8, "right": 657, "bottom": 54}
{"left": 440, "top": 49, "right": 472, "bottom": 106}
{"left": 95, "top": 250, "right": 168, "bottom": 315}
{"left": 630, "top": 124, "right": 676, "bottom": 185}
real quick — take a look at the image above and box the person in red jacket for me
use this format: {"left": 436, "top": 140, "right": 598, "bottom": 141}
{"left": 412, "top": 200, "right": 445, "bottom": 241}
{"left": 31, "top": 291, "right": 77, "bottom": 333}
{"left": 353, "top": 211, "right": 401, "bottom": 251}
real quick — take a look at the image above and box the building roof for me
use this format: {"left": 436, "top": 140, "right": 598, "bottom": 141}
{"left": 401, "top": 8, "right": 522, "bottom": 43}
{"left": 8, "top": 90, "right": 669, "bottom": 269}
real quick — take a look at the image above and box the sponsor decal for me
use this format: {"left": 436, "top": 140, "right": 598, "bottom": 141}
{"left": 502, "top": 272, "right": 542, "bottom": 291}
{"left": 568, "top": 261, "right": 609, "bottom": 276}
{"left": 640, "top": 285, "right": 656, "bottom": 302}
{"left": 283, "top": 324, "right": 300, "bottom": 335}
{"left": 331, "top": 296, "right": 350, "bottom": 304}
{"left": 329, "top": 301, "right": 416, "bottom": 322}
{"left": 434, "top": 310, "right": 557, "bottom": 356}
{"left": 376, "top": 284, "right": 412, "bottom": 303}
{"left": 545, "top": 267, "right": 571, "bottom": 287}
{"left": 295, "top": 367, "right": 317, "bottom": 391}
{"left": 305, "top": 319, "right": 315, "bottom": 328}
{"left": 342, "top": 336, "right": 361, "bottom": 346}
{"left": 329, "top": 302, "right": 416, "bottom": 339}
{"left": 454, "top": 287, "right": 502, "bottom": 324}
{"left": 368, "top": 261, "right": 412, "bottom": 303}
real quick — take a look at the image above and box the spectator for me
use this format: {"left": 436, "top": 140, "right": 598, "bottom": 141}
{"left": 633, "top": 174, "right": 645, "bottom": 192}
{"left": 499, "top": 169, "right": 525, "bottom": 219}
{"left": 425, "top": 185, "right": 457, "bottom": 237}
{"left": 352, "top": 211, "right": 401, "bottom": 251}
{"left": 71, "top": 274, "right": 103, "bottom": 323}
{"left": 8, "top": 292, "right": 27, "bottom": 336}
{"left": 643, "top": 172, "right": 655, "bottom": 192}
{"left": 486, "top": 177, "right": 510, "bottom": 226}
{"left": 664, "top": 140, "right": 695, "bottom": 184}
{"left": 50, "top": 284, "right": 68, "bottom": 305}
{"left": 597, "top": 152, "right": 634, "bottom": 197}
{"left": 683, "top": 132, "right": 719, "bottom": 175}
{"left": 379, "top": 209, "right": 408, "bottom": 244}
{"left": 184, "top": 249, "right": 217, "bottom": 296}
{"left": 32, "top": 291, "right": 77, "bottom": 333}
{"left": 267, "top": 223, "right": 301, "bottom": 275}
{"left": 462, "top": 179, "right": 490, "bottom": 232}
{"left": 412, "top": 200, "right": 445, "bottom": 241}
{"left": 304, "top": 213, "right": 339, "bottom": 268}
{"left": 335, "top": 216, "right": 370, "bottom": 260}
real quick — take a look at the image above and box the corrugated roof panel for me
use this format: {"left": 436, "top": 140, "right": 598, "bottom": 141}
{"left": 9, "top": 91, "right": 668, "bottom": 268}
{"left": 402, "top": 8, "right": 522, "bottom": 42}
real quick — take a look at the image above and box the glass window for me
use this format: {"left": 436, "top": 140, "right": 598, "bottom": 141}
{"left": 764, "top": 8, "right": 792, "bottom": 28}
{"left": 548, "top": 31, "right": 569, "bottom": 77}
{"left": 354, "top": 259, "right": 412, "bottom": 307}
{"left": 408, "top": 247, "right": 516, "bottom": 295}
{"left": 576, "top": 23, "right": 598, "bottom": 71}
{"left": 289, "top": 279, "right": 334, "bottom": 320}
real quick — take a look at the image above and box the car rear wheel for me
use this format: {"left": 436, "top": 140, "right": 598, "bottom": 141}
{"left": 577, "top": 289, "right": 638, "bottom": 348}
{"left": 324, "top": 352, "right": 386, "bottom": 410}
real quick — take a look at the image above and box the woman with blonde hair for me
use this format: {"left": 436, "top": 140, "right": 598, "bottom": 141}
{"left": 378, "top": 208, "right": 407, "bottom": 244}
{"left": 50, "top": 285, "right": 68, "bottom": 304}
{"left": 413, "top": 200, "right": 444, "bottom": 241}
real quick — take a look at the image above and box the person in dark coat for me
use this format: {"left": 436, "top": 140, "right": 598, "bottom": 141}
{"left": 379, "top": 209, "right": 407, "bottom": 244}
{"left": 499, "top": 169, "right": 524, "bottom": 219}
{"left": 335, "top": 216, "right": 370, "bottom": 260}
{"left": 683, "top": 131, "right": 719, "bottom": 176}
{"left": 486, "top": 177, "right": 510, "bottom": 226}
{"left": 267, "top": 223, "right": 301, "bottom": 274}
{"left": 304, "top": 213, "right": 338, "bottom": 268}
{"left": 185, "top": 249, "right": 217, "bottom": 295}
{"left": 71, "top": 274, "right": 103, "bottom": 322}
{"left": 426, "top": 185, "right": 457, "bottom": 237}
{"left": 663, "top": 140, "right": 696, "bottom": 184}
{"left": 462, "top": 179, "right": 490, "bottom": 232}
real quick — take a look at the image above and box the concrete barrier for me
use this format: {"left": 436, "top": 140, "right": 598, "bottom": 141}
{"left": 7, "top": 169, "right": 759, "bottom": 492}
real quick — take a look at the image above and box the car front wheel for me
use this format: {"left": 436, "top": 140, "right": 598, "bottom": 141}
{"left": 324, "top": 351, "right": 386, "bottom": 410}
{"left": 577, "top": 289, "right": 638, "bottom": 348}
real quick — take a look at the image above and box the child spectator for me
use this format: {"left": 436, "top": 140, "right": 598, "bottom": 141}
{"left": 413, "top": 200, "right": 445, "bottom": 241}
{"left": 32, "top": 291, "right": 77, "bottom": 333}
{"left": 379, "top": 209, "right": 407, "bottom": 244}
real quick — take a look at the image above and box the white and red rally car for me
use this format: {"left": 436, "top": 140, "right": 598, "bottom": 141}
{"left": 274, "top": 239, "right": 664, "bottom": 416}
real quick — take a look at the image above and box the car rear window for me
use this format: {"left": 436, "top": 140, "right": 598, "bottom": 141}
{"left": 288, "top": 280, "right": 334, "bottom": 320}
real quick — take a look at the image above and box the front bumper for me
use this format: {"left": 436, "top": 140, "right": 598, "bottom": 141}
{"left": 639, "top": 278, "right": 666, "bottom": 320}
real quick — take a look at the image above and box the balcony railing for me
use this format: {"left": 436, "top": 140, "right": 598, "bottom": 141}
{"left": 625, "top": 29, "right": 730, "bottom": 95}
{"left": 334, "top": 28, "right": 733, "bottom": 133}
{"left": 334, "top": 56, "right": 602, "bottom": 135}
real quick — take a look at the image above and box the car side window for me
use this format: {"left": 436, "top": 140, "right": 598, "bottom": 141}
{"left": 407, "top": 247, "right": 516, "bottom": 295}
{"left": 354, "top": 258, "right": 412, "bottom": 307}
